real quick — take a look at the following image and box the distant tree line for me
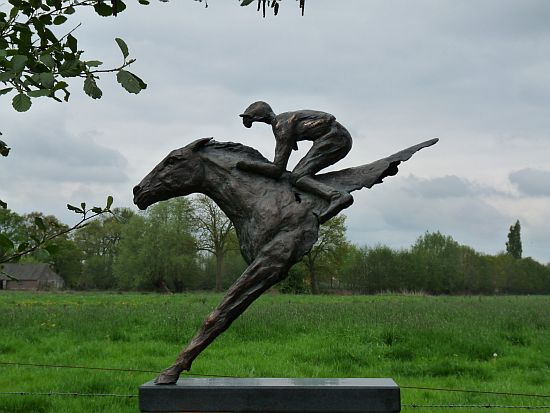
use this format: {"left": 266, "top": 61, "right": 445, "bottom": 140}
{"left": 1, "top": 203, "right": 549, "bottom": 295}
{"left": 336, "top": 231, "right": 549, "bottom": 295}
{"left": 0, "top": 197, "right": 246, "bottom": 292}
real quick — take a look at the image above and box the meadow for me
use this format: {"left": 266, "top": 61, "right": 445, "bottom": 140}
{"left": 0, "top": 292, "right": 548, "bottom": 412}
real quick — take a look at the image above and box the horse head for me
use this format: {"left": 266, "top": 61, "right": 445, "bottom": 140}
{"left": 133, "top": 137, "right": 212, "bottom": 210}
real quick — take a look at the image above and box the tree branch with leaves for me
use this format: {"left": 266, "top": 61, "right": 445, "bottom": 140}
{"left": 192, "top": 195, "right": 234, "bottom": 291}
{"left": 301, "top": 214, "right": 348, "bottom": 294}
{"left": 240, "top": 0, "right": 305, "bottom": 18}
{"left": 0, "top": 196, "right": 115, "bottom": 280}
{"left": 0, "top": 0, "right": 149, "bottom": 112}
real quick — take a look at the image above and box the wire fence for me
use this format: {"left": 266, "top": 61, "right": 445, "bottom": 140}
{"left": 1, "top": 391, "right": 548, "bottom": 410}
{"left": 0, "top": 360, "right": 228, "bottom": 377}
{"left": 400, "top": 385, "right": 550, "bottom": 399}
{"left": 1, "top": 360, "right": 549, "bottom": 410}
{"left": 402, "top": 404, "right": 550, "bottom": 410}
{"left": 0, "top": 391, "right": 137, "bottom": 398}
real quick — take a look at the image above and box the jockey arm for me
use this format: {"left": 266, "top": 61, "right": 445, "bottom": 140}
{"left": 236, "top": 159, "right": 282, "bottom": 179}
{"left": 235, "top": 138, "right": 291, "bottom": 179}
{"left": 237, "top": 115, "right": 297, "bottom": 180}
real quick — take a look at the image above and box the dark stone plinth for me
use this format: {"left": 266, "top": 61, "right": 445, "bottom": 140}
{"left": 139, "top": 378, "right": 400, "bottom": 413}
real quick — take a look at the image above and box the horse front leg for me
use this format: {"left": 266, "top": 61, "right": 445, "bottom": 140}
{"left": 155, "top": 235, "right": 296, "bottom": 385}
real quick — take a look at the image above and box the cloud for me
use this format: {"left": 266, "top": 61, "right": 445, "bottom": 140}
{"left": 346, "top": 174, "right": 511, "bottom": 253}
{"left": 403, "top": 175, "right": 504, "bottom": 198}
{"left": 2, "top": 1, "right": 550, "bottom": 262}
{"left": 0, "top": 113, "right": 131, "bottom": 223}
{"left": 509, "top": 168, "right": 550, "bottom": 197}
{"left": 3, "top": 119, "right": 128, "bottom": 184}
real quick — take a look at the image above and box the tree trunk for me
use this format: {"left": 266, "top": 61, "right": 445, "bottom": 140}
{"left": 215, "top": 252, "right": 223, "bottom": 292}
{"left": 308, "top": 257, "right": 319, "bottom": 294}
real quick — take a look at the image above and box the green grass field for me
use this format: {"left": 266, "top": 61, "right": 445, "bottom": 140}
{"left": 0, "top": 292, "right": 548, "bottom": 412}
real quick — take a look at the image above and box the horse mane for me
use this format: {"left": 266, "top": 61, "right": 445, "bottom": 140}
{"left": 204, "top": 140, "right": 269, "bottom": 163}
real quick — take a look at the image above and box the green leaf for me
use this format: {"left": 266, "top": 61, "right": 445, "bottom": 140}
{"left": 0, "top": 87, "right": 13, "bottom": 96}
{"left": 52, "top": 81, "right": 68, "bottom": 91}
{"left": 83, "top": 76, "right": 102, "bottom": 99}
{"left": 11, "top": 54, "right": 28, "bottom": 73}
{"left": 53, "top": 15, "right": 67, "bottom": 25}
{"left": 44, "top": 244, "right": 60, "bottom": 255}
{"left": 12, "top": 93, "right": 32, "bottom": 112}
{"left": 34, "top": 216, "right": 46, "bottom": 231}
{"left": 115, "top": 37, "right": 129, "bottom": 59}
{"left": 91, "top": 207, "right": 103, "bottom": 214}
{"left": 27, "top": 89, "right": 51, "bottom": 97}
{"left": 85, "top": 60, "right": 103, "bottom": 68}
{"left": 52, "top": 81, "right": 70, "bottom": 102}
{"left": 0, "top": 234, "right": 14, "bottom": 250}
{"left": 38, "top": 72, "right": 54, "bottom": 88}
{"left": 66, "top": 34, "right": 77, "bottom": 53}
{"left": 130, "top": 72, "right": 147, "bottom": 90}
{"left": 113, "top": 0, "right": 127, "bottom": 14}
{"left": 0, "top": 140, "right": 10, "bottom": 157}
{"left": 59, "top": 58, "right": 83, "bottom": 77}
{"left": 64, "top": 6, "right": 75, "bottom": 14}
{"left": 40, "top": 54, "right": 55, "bottom": 69}
{"left": 24, "top": 74, "right": 41, "bottom": 89}
{"left": 0, "top": 71, "right": 15, "bottom": 82}
{"left": 67, "top": 204, "right": 84, "bottom": 214}
{"left": 241, "top": 0, "right": 255, "bottom": 6}
{"left": 43, "top": 27, "right": 58, "bottom": 43}
{"left": 38, "top": 13, "right": 52, "bottom": 24}
{"left": 93, "top": 2, "right": 113, "bottom": 17}
{"left": 116, "top": 70, "right": 145, "bottom": 94}
{"left": 17, "top": 242, "right": 29, "bottom": 253}
{"left": 0, "top": 200, "right": 7, "bottom": 209}
{"left": 0, "top": 49, "right": 7, "bottom": 59}
{"left": 106, "top": 195, "right": 114, "bottom": 209}
{"left": 138, "top": 0, "right": 150, "bottom": 4}
{"left": 9, "top": 6, "right": 19, "bottom": 20}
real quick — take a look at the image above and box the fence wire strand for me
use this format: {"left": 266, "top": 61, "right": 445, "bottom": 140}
{"left": 401, "top": 385, "right": 550, "bottom": 399}
{"left": 1, "top": 392, "right": 549, "bottom": 410}
{"left": 403, "top": 404, "right": 550, "bottom": 410}
{"left": 0, "top": 391, "right": 137, "bottom": 398}
{"left": 2, "top": 359, "right": 550, "bottom": 410}
{"left": 0, "top": 360, "right": 229, "bottom": 377}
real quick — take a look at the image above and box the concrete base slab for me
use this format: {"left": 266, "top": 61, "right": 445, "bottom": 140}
{"left": 139, "top": 378, "right": 400, "bottom": 412}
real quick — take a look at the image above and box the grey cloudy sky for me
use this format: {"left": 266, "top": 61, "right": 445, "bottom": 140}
{"left": 1, "top": 0, "right": 549, "bottom": 262}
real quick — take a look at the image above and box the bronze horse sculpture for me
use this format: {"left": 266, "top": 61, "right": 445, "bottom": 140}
{"left": 133, "top": 137, "right": 438, "bottom": 384}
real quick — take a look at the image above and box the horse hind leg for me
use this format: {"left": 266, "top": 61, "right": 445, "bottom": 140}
{"left": 155, "top": 236, "right": 296, "bottom": 384}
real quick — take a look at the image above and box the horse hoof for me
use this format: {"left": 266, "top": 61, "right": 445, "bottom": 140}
{"left": 154, "top": 368, "right": 181, "bottom": 385}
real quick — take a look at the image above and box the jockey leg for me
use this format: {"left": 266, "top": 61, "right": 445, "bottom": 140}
{"left": 291, "top": 124, "right": 353, "bottom": 222}
{"left": 293, "top": 176, "right": 354, "bottom": 222}
{"left": 292, "top": 123, "right": 352, "bottom": 178}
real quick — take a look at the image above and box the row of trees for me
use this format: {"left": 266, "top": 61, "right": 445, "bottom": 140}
{"left": 336, "top": 232, "right": 549, "bottom": 295}
{"left": 1, "top": 201, "right": 549, "bottom": 295}
{"left": 0, "top": 196, "right": 244, "bottom": 291}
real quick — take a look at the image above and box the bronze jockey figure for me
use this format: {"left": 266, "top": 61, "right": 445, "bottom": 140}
{"left": 238, "top": 101, "right": 354, "bottom": 221}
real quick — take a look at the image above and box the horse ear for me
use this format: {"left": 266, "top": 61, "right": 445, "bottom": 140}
{"left": 188, "top": 137, "right": 213, "bottom": 152}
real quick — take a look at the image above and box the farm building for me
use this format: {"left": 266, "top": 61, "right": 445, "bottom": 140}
{"left": 0, "top": 263, "right": 65, "bottom": 291}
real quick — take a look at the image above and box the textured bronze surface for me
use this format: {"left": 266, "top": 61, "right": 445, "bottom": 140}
{"left": 133, "top": 118, "right": 437, "bottom": 384}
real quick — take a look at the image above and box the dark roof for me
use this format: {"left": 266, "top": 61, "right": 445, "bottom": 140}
{"left": 0, "top": 263, "right": 63, "bottom": 282}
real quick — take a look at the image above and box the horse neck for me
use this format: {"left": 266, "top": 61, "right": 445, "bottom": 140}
{"left": 199, "top": 153, "right": 251, "bottom": 224}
